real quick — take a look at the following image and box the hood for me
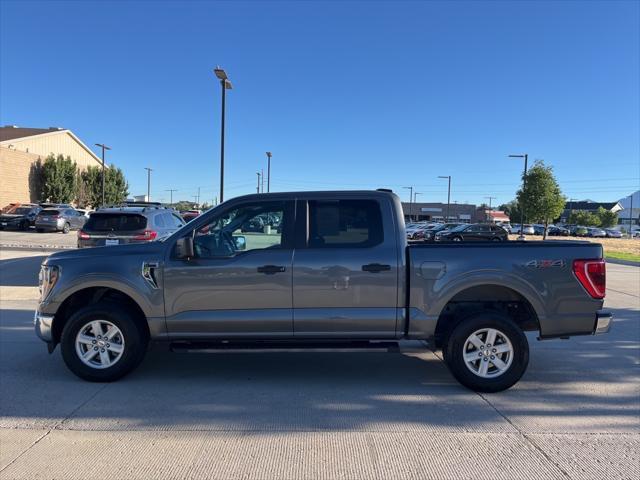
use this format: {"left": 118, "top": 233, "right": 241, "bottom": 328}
{"left": 45, "top": 241, "right": 165, "bottom": 264}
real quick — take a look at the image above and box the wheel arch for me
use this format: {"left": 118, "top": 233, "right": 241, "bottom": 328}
{"left": 52, "top": 286, "right": 150, "bottom": 344}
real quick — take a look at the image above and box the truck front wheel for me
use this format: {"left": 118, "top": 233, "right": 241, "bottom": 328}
{"left": 60, "top": 302, "right": 148, "bottom": 382}
{"left": 445, "top": 313, "right": 529, "bottom": 392}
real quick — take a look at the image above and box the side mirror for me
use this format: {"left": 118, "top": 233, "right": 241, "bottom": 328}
{"left": 175, "top": 236, "right": 194, "bottom": 259}
{"left": 233, "top": 235, "right": 246, "bottom": 251}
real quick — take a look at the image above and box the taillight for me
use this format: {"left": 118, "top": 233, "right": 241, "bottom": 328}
{"left": 77, "top": 230, "right": 90, "bottom": 240}
{"left": 573, "top": 259, "right": 606, "bottom": 299}
{"left": 133, "top": 229, "right": 158, "bottom": 241}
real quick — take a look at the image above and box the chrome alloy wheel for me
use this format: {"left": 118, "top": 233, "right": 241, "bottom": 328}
{"left": 75, "top": 320, "right": 125, "bottom": 369}
{"left": 463, "top": 328, "right": 513, "bottom": 378}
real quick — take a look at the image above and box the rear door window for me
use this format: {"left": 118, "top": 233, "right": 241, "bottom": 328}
{"left": 308, "top": 199, "right": 383, "bottom": 248}
{"left": 84, "top": 213, "right": 147, "bottom": 232}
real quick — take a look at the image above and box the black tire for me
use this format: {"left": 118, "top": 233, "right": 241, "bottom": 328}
{"left": 36, "top": 228, "right": 44, "bottom": 233}
{"left": 62, "top": 223, "right": 70, "bottom": 234}
{"left": 444, "top": 313, "right": 529, "bottom": 392}
{"left": 452, "top": 236, "right": 463, "bottom": 242}
{"left": 60, "top": 302, "right": 148, "bottom": 382}
{"left": 492, "top": 237, "right": 501, "bottom": 242}
{"left": 20, "top": 220, "right": 29, "bottom": 231}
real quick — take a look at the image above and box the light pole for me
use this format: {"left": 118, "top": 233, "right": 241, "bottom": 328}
{"left": 256, "top": 172, "right": 261, "bottom": 193}
{"left": 165, "top": 189, "right": 177, "bottom": 205}
{"left": 266, "top": 152, "right": 272, "bottom": 192}
{"left": 509, "top": 154, "right": 528, "bottom": 239}
{"left": 484, "top": 196, "right": 496, "bottom": 209}
{"left": 438, "top": 176, "right": 451, "bottom": 222}
{"left": 214, "top": 67, "right": 233, "bottom": 203}
{"left": 95, "top": 143, "right": 111, "bottom": 206}
{"left": 403, "top": 186, "right": 413, "bottom": 221}
{"left": 144, "top": 167, "right": 152, "bottom": 201}
{"left": 629, "top": 194, "right": 634, "bottom": 237}
{"left": 414, "top": 192, "right": 422, "bottom": 220}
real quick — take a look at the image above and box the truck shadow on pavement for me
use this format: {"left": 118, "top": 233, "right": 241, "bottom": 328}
{"left": 1, "top": 306, "right": 638, "bottom": 434}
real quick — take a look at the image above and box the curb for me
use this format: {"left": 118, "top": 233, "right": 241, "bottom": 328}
{"left": 606, "top": 257, "right": 640, "bottom": 267}
{"left": 0, "top": 243, "right": 73, "bottom": 253}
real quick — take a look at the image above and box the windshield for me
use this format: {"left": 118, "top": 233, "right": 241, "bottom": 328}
{"left": 449, "top": 224, "right": 468, "bottom": 232}
{"left": 10, "top": 207, "right": 32, "bottom": 215}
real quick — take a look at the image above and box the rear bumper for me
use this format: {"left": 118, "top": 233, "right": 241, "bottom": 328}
{"left": 594, "top": 311, "right": 612, "bottom": 335}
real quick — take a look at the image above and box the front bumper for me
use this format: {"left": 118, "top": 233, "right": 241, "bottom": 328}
{"left": 594, "top": 311, "right": 612, "bottom": 335}
{"left": 34, "top": 311, "right": 54, "bottom": 342}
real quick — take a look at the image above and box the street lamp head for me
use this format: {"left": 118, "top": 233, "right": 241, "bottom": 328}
{"left": 266, "top": 152, "right": 272, "bottom": 158}
{"left": 214, "top": 67, "right": 228, "bottom": 80}
{"left": 438, "top": 175, "right": 450, "bottom": 179}
{"left": 508, "top": 154, "right": 526, "bottom": 158}
{"left": 223, "top": 79, "right": 233, "bottom": 90}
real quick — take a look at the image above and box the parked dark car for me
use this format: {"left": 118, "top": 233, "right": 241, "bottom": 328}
{"left": 604, "top": 229, "right": 622, "bottom": 238}
{"left": 435, "top": 223, "right": 508, "bottom": 242}
{"left": 421, "top": 223, "right": 462, "bottom": 242}
{"left": 180, "top": 210, "right": 201, "bottom": 223}
{"left": 570, "top": 226, "right": 589, "bottom": 237}
{"left": 35, "top": 208, "right": 86, "bottom": 233}
{"left": 77, "top": 206, "right": 186, "bottom": 248}
{"left": 0, "top": 204, "right": 41, "bottom": 230}
{"left": 548, "top": 225, "right": 570, "bottom": 236}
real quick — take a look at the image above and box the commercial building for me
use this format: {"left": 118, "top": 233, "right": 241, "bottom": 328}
{"left": 559, "top": 200, "right": 622, "bottom": 223}
{"left": 0, "top": 126, "right": 103, "bottom": 207}
{"left": 617, "top": 191, "right": 640, "bottom": 231}
{"left": 401, "top": 202, "right": 476, "bottom": 223}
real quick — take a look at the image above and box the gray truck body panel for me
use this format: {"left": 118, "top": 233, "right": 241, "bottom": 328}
{"left": 36, "top": 190, "right": 605, "bottom": 346}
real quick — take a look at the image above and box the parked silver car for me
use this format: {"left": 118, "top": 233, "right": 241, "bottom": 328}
{"left": 35, "top": 208, "right": 87, "bottom": 233}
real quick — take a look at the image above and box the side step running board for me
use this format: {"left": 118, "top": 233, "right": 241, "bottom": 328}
{"left": 170, "top": 340, "right": 402, "bottom": 354}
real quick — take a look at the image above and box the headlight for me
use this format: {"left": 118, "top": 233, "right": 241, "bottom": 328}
{"left": 39, "top": 265, "right": 60, "bottom": 301}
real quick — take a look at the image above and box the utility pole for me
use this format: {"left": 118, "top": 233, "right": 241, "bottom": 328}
{"left": 509, "top": 154, "right": 528, "bottom": 239}
{"left": 403, "top": 186, "right": 413, "bottom": 221}
{"left": 165, "top": 189, "right": 177, "bottom": 205}
{"left": 485, "top": 196, "right": 496, "bottom": 209}
{"left": 261, "top": 168, "right": 265, "bottom": 193}
{"left": 214, "top": 67, "right": 233, "bottom": 203}
{"left": 438, "top": 176, "right": 451, "bottom": 222}
{"left": 266, "top": 152, "right": 272, "bottom": 192}
{"left": 144, "top": 167, "right": 152, "bottom": 201}
{"left": 196, "top": 186, "right": 201, "bottom": 206}
{"left": 630, "top": 194, "right": 634, "bottom": 237}
{"left": 256, "top": 172, "right": 261, "bottom": 193}
{"left": 95, "top": 143, "right": 111, "bottom": 206}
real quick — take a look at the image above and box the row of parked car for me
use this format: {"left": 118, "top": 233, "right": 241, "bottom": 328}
{"left": 406, "top": 222, "right": 509, "bottom": 242}
{"left": 507, "top": 223, "right": 625, "bottom": 238}
{"left": 0, "top": 201, "right": 208, "bottom": 248}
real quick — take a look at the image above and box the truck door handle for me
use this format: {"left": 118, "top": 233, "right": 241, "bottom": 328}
{"left": 257, "top": 265, "right": 286, "bottom": 274}
{"left": 362, "top": 263, "right": 391, "bottom": 273}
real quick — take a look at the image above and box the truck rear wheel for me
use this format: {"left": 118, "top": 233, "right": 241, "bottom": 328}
{"left": 444, "top": 313, "right": 529, "bottom": 392}
{"left": 60, "top": 302, "right": 148, "bottom": 382}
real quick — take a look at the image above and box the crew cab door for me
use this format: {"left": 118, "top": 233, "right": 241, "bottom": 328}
{"left": 163, "top": 200, "right": 295, "bottom": 338}
{"left": 292, "top": 197, "right": 399, "bottom": 338}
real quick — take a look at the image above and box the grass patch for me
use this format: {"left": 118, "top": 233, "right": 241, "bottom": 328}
{"left": 605, "top": 250, "right": 640, "bottom": 263}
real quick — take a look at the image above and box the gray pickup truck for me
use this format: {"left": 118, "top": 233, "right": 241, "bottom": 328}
{"left": 35, "top": 190, "right": 611, "bottom": 392}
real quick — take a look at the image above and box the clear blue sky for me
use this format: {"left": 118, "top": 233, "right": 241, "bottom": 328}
{"left": 1, "top": 0, "right": 639, "bottom": 207}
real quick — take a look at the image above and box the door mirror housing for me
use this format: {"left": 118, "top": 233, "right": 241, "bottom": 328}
{"left": 174, "top": 236, "right": 194, "bottom": 259}
{"left": 233, "top": 235, "right": 246, "bottom": 251}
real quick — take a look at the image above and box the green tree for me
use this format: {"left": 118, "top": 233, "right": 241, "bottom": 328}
{"left": 568, "top": 210, "right": 601, "bottom": 227}
{"left": 516, "top": 160, "right": 566, "bottom": 239}
{"left": 498, "top": 200, "right": 523, "bottom": 224}
{"left": 81, "top": 165, "right": 129, "bottom": 207}
{"left": 596, "top": 206, "right": 618, "bottom": 228}
{"left": 173, "top": 200, "right": 198, "bottom": 211}
{"left": 40, "top": 154, "right": 77, "bottom": 203}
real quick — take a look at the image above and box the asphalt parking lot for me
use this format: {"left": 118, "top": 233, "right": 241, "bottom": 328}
{"left": 0, "top": 248, "right": 638, "bottom": 479}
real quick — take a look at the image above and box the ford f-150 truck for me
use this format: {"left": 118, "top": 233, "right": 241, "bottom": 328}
{"left": 35, "top": 190, "right": 611, "bottom": 391}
